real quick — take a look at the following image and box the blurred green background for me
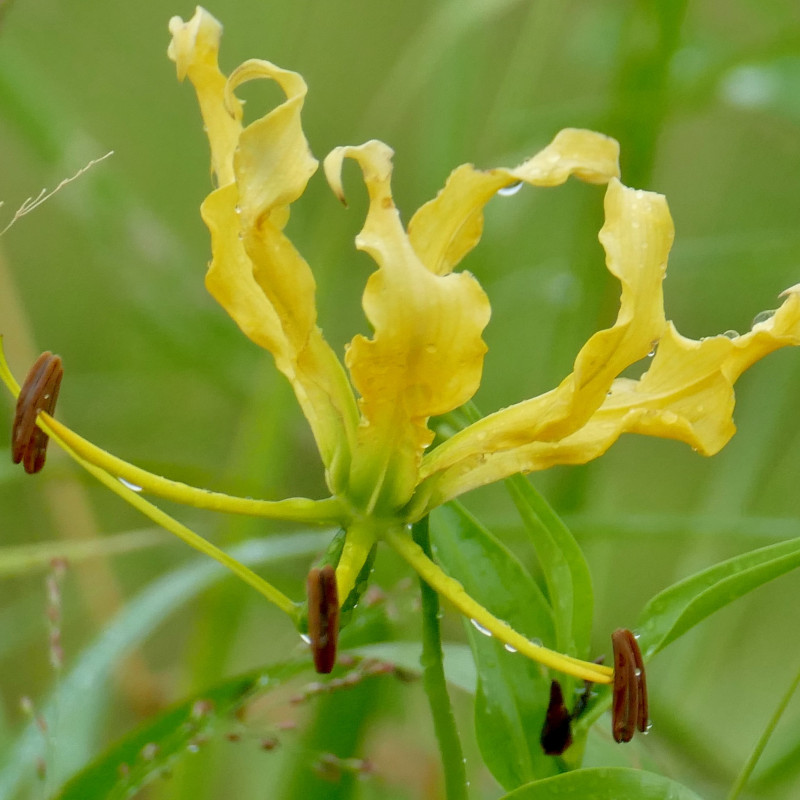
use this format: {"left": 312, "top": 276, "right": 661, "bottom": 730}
{"left": 2, "top": 1, "right": 800, "bottom": 798}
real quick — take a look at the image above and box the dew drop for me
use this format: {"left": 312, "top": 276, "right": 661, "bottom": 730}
{"left": 752, "top": 308, "right": 776, "bottom": 327}
{"left": 118, "top": 477, "right": 143, "bottom": 493}
{"left": 531, "top": 637, "right": 543, "bottom": 648}
{"left": 497, "top": 181, "right": 523, "bottom": 197}
{"left": 504, "top": 643, "right": 517, "bottom": 653}
{"left": 234, "top": 204, "right": 242, "bottom": 214}
{"left": 470, "top": 619, "right": 492, "bottom": 637}
{"left": 299, "top": 633, "right": 311, "bottom": 644}
{"left": 722, "top": 329, "right": 739, "bottom": 339}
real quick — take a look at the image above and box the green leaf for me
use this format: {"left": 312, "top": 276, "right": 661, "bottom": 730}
{"left": 500, "top": 767, "right": 705, "bottom": 799}
{"left": 576, "top": 534, "right": 800, "bottom": 738}
{"left": 0, "top": 532, "right": 329, "bottom": 800}
{"left": 431, "top": 503, "right": 558, "bottom": 790}
{"left": 54, "top": 661, "right": 309, "bottom": 800}
{"left": 506, "top": 474, "right": 594, "bottom": 658}
{"left": 636, "top": 534, "right": 800, "bottom": 660}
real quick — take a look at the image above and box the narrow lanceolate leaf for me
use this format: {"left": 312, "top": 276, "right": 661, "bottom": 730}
{"left": 54, "top": 663, "right": 309, "bottom": 800}
{"left": 499, "top": 767, "right": 705, "bottom": 799}
{"left": 636, "top": 534, "right": 800, "bottom": 660}
{"left": 505, "top": 474, "right": 594, "bottom": 659}
{"left": 431, "top": 503, "right": 558, "bottom": 790}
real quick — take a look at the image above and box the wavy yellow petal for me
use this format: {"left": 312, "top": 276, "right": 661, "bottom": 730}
{"left": 422, "top": 287, "right": 800, "bottom": 509}
{"left": 324, "top": 141, "right": 491, "bottom": 513}
{"left": 420, "top": 179, "right": 672, "bottom": 487}
{"left": 175, "top": 13, "right": 358, "bottom": 491}
{"left": 168, "top": 7, "right": 242, "bottom": 186}
{"left": 408, "top": 129, "right": 619, "bottom": 276}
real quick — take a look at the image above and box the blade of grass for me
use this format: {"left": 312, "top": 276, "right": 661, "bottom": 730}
{"left": 727, "top": 662, "right": 800, "bottom": 800}
{"left": 0, "top": 528, "right": 169, "bottom": 578}
{"left": 0, "top": 532, "right": 328, "bottom": 799}
{"left": 54, "top": 661, "right": 310, "bottom": 800}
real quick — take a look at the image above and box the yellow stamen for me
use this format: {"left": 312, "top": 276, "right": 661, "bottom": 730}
{"left": 0, "top": 341, "right": 298, "bottom": 616}
{"left": 384, "top": 527, "right": 613, "bottom": 684}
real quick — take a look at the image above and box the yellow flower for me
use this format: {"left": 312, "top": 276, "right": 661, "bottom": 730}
{"left": 5, "top": 6, "right": 800, "bottom": 685}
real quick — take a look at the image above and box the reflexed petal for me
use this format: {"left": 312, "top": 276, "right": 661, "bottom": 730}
{"left": 421, "top": 179, "right": 672, "bottom": 486}
{"left": 168, "top": 8, "right": 242, "bottom": 186}
{"left": 423, "top": 287, "right": 800, "bottom": 509}
{"left": 171, "top": 9, "right": 358, "bottom": 490}
{"left": 324, "top": 142, "right": 491, "bottom": 512}
{"left": 408, "top": 129, "right": 619, "bottom": 276}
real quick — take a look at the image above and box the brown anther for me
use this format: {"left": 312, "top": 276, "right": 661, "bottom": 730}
{"left": 306, "top": 564, "right": 339, "bottom": 674}
{"left": 540, "top": 680, "right": 573, "bottom": 755}
{"left": 611, "top": 628, "right": 649, "bottom": 743}
{"left": 11, "top": 351, "right": 63, "bottom": 474}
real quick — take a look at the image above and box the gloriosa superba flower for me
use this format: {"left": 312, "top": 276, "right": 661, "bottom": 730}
{"left": 4, "top": 6, "right": 800, "bottom": 688}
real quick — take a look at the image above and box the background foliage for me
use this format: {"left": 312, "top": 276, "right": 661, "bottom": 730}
{"left": 2, "top": 1, "right": 800, "bottom": 798}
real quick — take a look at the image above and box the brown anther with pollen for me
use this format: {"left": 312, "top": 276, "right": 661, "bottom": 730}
{"left": 306, "top": 564, "right": 340, "bottom": 674}
{"left": 611, "top": 628, "right": 649, "bottom": 743}
{"left": 11, "top": 351, "right": 63, "bottom": 474}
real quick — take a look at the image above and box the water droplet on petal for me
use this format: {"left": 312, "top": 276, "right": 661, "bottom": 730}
{"left": 722, "top": 329, "right": 739, "bottom": 339}
{"left": 504, "top": 643, "right": 517, "bottom": 653}
{"left": 497, "top": 181, "right": 523, "bottom": 197}
{"left": 118, "top": 477, "right": 143, "bottom": 493}
{"left": 470, "top": 619, "right": 492, "bottom": 637}
{"left": 752, "top": 309, "right": 777, "bottom": 327}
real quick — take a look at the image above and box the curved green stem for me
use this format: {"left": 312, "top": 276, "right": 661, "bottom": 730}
{"left": 384, "top": 527, "right": 612, "bottom": 684}
{"left": 412, "top": 517, "right": 468, "bottom": 800}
